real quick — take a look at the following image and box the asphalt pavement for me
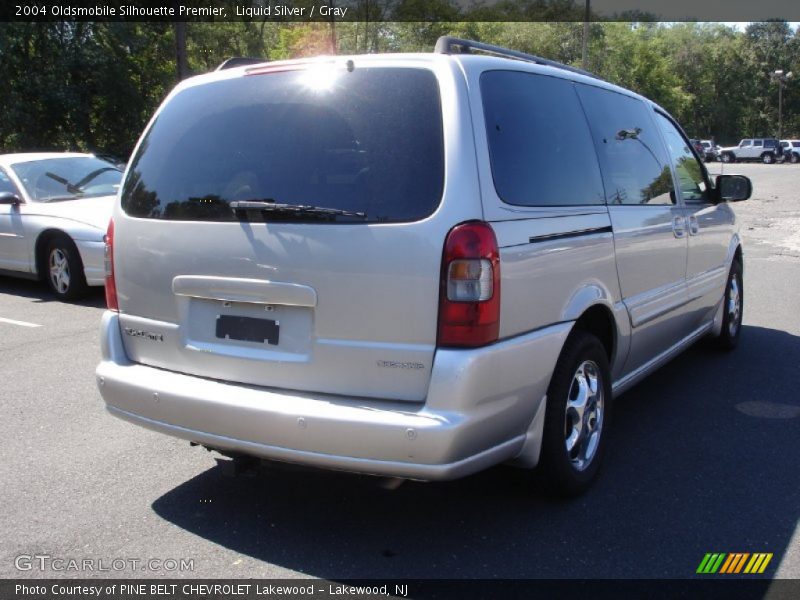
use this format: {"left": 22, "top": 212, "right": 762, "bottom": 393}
{"left": 0, "top": 163, "right": 798, "bottom": 581}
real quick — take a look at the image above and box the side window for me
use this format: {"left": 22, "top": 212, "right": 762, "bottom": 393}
{"left": 576, "top": 84, "right": 674, "bottom": 205}
{"left": 741, "top": 140, "right": 752, "bottom": 147}
{"left": 754, "top": 140, "right": 764, "bottom": 147}
{"left": 0, "top": 169, "right": 19, "bottom": 195}
{"left": 480, "top": 71, "right": 605, "bottom": 206}
{"left": 654, "top": 112, "right": 709, "bottom": 203}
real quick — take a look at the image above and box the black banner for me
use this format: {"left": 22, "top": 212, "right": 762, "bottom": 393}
{"left": 4, "top": 579, "right": 800, "bottom": 600}
{"left": 0, "top": 0, "right": 799, "bottom": 23}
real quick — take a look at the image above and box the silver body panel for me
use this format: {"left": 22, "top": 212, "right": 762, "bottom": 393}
{"left": 97, "top": 53, "right": 741, "bottom": 480}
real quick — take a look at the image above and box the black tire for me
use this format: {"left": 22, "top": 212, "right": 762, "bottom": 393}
{"left": 720, "top": 152, "right": 733, "bottom": 163}
{"left": 791, "top": 153, "right": 800, "bottom": 164}
{"left": 712, "top": 260, "right": 743, "bottom": 351}
{"left": 43, "top": 235, "right": 88, "bottom": 300}
{"left": 761, "top": 152, "right": 774, "bottom": 164}
{"left": 538, "top": 330, "right": 612, "bottom": 497}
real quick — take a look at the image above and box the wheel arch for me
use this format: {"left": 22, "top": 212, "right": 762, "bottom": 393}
{"left": 562, "top": 283, "right": 625, "bottom": 369}
{"left": 727, "top": 235, "right": 743, "bottom": 270}
{"left": 712, "top": 239, "right": 743, "bottom": 337}
{"left": 510, "top": 298, "right": 622, "bottom": 471}
{"left": 34, "top": 229, "right": 82, "bottom": 281}
{"left": 570, "top": 303, "right": 617, "bottom": 366}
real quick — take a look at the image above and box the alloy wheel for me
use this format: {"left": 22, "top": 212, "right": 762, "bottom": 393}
{"left": 49, "top": 248, "right": 71, "bottom": 295}
{"left": 564, "top": 360, "right": 605, "bottom": 472}
{"left": 728, "top": 275, "right": 741, "bottom": 338}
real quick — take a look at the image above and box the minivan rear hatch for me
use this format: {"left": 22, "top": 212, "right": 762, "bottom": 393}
{"left": 114, "top": 61, "right": 448, "bottom": 402}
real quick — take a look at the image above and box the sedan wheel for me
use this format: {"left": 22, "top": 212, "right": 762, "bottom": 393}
{"left": 49, "top": 248, "right": 71, "bottom": 295}
{"left": 44, "top": 236, "right": 88, "bottom": 300}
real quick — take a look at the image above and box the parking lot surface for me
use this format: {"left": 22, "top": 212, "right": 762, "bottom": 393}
{"left": 1, "top": 163, "right": 798, "bottom": 580}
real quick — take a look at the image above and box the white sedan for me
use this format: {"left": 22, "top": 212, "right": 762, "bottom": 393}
{"left": 0, "top": 153, "right": 122, "bottom": 300}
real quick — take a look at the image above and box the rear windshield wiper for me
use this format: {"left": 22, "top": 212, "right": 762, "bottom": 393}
{"left": 230, "top": 200, "right": 366, "bottom": 220}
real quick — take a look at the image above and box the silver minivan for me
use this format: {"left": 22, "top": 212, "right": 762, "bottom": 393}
{"left": 96, "top": 38, "right": 752, "bottom": 495}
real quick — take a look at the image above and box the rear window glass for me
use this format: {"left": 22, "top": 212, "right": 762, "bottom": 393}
{"left": 122, "top": 67, "right": 444, "bottom": 223}
{"left": 480, "top": 71, "right": 605, "bottom": 206}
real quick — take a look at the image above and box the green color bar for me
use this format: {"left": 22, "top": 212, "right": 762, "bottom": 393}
{"left": 697, "top": 553, "right": 713, "bottom": 574}
{"left": 710, "top": 553, "right": 727, "bottom": 573}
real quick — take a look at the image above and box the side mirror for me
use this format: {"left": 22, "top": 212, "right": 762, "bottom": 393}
{"left": 0, "top": 191, "right": 22, "bottom": 205}
{"left": 715, "top": 174, "right": 752, "bottom": 202}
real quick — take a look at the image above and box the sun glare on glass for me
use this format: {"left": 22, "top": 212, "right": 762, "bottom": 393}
{"left": 298, "top": 66, "right": 340, "bottom": 91}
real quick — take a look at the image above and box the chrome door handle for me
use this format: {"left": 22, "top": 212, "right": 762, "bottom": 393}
{"left": 688, "top": 215, "right": 699, "bottom": 235}
{"left": 672, "top": 215, "right": 686, "bottom": 238}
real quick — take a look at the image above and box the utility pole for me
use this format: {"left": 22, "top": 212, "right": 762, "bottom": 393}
{"left": 329, "top": 0, "right": 337, "bottom": 54}
{"left": 770, "top": 69, "right": 793, "bottom": 138}
{"left": 175, "top": 22, "right": 188, "bottom": 80}
{"left": 173, "top": 0, "right": 188, "bottom": 81}
{"left": 582, "top": 0, "right": 590, "bottom": 69}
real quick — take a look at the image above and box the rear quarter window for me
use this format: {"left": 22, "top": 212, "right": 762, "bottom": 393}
{"left": 480, "top": 70, "right": 605, "bottom": 207}
{"left": 122, "top": 67, "right": 444, "bottom": 223}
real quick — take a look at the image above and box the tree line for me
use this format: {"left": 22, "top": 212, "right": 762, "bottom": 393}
{"left": 1, "top": 17, "right": 798, "bottom": 159}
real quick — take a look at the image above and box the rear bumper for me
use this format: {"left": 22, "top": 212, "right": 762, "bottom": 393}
{"left": 96, "top": 311, "right": 570, "bottom": 480}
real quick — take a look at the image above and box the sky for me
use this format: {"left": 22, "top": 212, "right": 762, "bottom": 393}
{"left": 721, "top": 22, "right": 800, "bottom": 31}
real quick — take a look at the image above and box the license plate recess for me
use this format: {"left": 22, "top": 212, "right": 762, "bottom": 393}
{"left": 215, "top": 315, "right": 279, "bottom": 345}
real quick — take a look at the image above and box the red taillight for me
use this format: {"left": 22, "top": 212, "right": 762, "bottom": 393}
{"left": 438, "top": 221, "right": 500, "bottom": 347}
{"left": 104, "top": 219, "right": 118, "bottom": 311}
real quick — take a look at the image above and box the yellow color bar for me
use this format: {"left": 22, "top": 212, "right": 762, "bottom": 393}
{"left": 744, "top": 553, "right": 773, "bottom": 574}
{"left": 758, "top": 554, "right": 773, "bottom": 574}
{"left": 744, "top": 554, "right": 759, "bottom": 573}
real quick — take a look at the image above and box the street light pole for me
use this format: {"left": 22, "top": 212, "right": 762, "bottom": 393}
{"left": 770, "top": 69, "right": 794, "bottom": 138}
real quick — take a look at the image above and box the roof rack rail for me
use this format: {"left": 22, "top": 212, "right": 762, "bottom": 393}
{"left": 434, "top": 36, "right": 603, "bottom": 82}
{"left": 216, "top": 57, "right": 268, "bottom": 71}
